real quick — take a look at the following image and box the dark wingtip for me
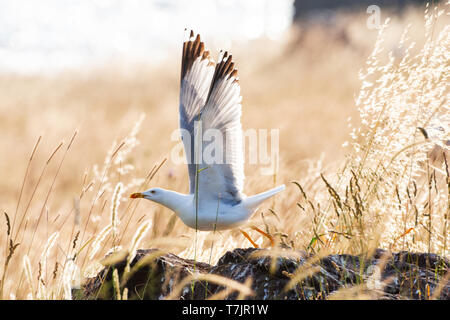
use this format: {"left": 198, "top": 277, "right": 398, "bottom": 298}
{"left": 205, "top": 49, "right": 240, "bottom": 100}
{"left": 181, "top": 29, "right": 213, "bottom": 81}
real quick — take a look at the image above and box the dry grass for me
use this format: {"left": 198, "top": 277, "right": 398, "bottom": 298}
{"left": 0, "top": 5, "right": 448, "bottom": 299}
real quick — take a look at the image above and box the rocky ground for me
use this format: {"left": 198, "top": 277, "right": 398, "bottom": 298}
{"left": 76, "top": 248, "right": 449, "bottom": 300}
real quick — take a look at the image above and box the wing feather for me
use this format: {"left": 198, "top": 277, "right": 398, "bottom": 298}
{"left": 179, "top": 30, "right": 215, "bottom": 193}
{"left": 197, "top": 51, "right": 244, "bottom": 203}
{"left": 179, "top": 31, "right": 245, "bottom": 203}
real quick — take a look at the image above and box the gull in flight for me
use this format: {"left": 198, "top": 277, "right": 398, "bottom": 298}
{"left": 130, "top": 30, "right": 285, "bottom": 247}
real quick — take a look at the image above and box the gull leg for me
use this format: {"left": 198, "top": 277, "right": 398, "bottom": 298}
{"left": 251, "top": 226, "right": 275, "bottom": 247}
{"left": 240, "top": 229, "right": 259, "bottom": 248}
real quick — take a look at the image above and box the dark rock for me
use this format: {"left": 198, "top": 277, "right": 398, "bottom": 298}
{"left": 76, "top": 247, "right": 449, "bottom": 300}
{"left": 78, "top": 249, "right": 210, "bottom": 300}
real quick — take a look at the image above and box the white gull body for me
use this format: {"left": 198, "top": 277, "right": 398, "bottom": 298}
{"left": 131, "top": 30, "right": 285, "bottom": 231}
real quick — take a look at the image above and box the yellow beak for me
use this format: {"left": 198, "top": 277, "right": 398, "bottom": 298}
{"left": 130, "top": 192, "right": 144, "bottom": 199}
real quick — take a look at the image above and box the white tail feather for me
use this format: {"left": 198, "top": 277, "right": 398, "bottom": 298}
{"left": 243, "top": 184, "right": 285, "bottom": 211}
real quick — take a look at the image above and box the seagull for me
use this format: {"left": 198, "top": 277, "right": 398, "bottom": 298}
{"left": 130, "top": 30, "right": 285, "bottom": 247}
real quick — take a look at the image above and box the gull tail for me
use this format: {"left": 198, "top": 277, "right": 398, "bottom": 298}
{"left": 243, "top": 184, "right": 286, "bottom": 211}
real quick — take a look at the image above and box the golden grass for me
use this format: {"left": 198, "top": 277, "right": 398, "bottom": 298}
{"left": 0, "top": 5, "right": 448, "bottom": 299}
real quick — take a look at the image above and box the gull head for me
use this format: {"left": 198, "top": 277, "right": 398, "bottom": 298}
{"left": 129, "top": 187, "right": 187, "bottom": 215}
{"left": 130, "top": 188, "right": 165, "bottom": 201}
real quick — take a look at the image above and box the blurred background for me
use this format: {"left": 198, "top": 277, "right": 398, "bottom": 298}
{"left": 0, "top": 0, "right": 439, "bottom": 189}
{"left": 0, "top": 0, "right": 431, "bottom": 73}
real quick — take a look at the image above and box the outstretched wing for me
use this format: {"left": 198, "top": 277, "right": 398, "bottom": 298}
{"left": 196, "top": 51, "right": 245, "bottom": 203}
{"left": 179, "top": 30, "right": 215, "bottom": 193}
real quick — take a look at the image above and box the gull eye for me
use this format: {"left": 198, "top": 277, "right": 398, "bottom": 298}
{"left": 150, "top": 190, "right": 156, "bottom": 194}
